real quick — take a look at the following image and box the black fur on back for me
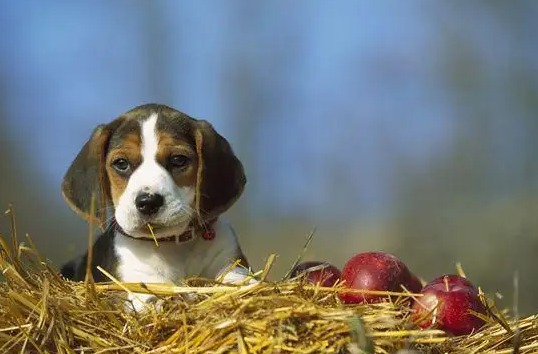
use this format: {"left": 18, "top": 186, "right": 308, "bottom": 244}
{"left": 59, "top": 225, "right": 117, "bottom": 282}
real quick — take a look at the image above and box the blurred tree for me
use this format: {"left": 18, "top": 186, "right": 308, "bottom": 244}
{"left": 0, "top": 88, "right": 86, "bottom": 268}
{"left": 391, "top": 3, "right": 538, "bottom": 314}
{"left": 143, "top": 1, "right": 174, "bottom": 104}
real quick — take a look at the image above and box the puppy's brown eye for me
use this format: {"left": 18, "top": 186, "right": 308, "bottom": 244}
{"left": 112, "top": 158, "right": 130, "bottom": 173}
{"left": 169, "top": 155, "right": 189, "bottom": 169}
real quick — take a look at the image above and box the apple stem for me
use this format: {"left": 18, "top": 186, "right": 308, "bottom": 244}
{"left": 444, "top": 276, "right": 449, "bottom": 292}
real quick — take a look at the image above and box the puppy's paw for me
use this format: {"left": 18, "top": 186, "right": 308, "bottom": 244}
{"left": 148, "top": 297, "right": 167, "bottom": 312}
{"left": 219, "top": 266, "right": 259, "bottom": 285}
{"left": 181, "top": 292, "right": 200, "bottom": 304}
{"left": 125, "top": 293, "right": 157, "bottom": 313}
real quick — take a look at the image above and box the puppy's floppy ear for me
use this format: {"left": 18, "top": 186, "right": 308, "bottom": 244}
{"left": 194, "top": 120, "right": 246, "bottom": 223}
{"left": 62, "top": 119, "right": 123, "bottom": 229}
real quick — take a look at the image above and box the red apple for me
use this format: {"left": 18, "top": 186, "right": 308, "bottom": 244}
{"left": 406, "top": 273, "right": 423, "bottom": 294}
{"left": 338, "top": 252, "right": 413, "bottom": 303}
{"left": 423, "top": 274, "right": 478, "bottom": 294}
{"left": 290, "top": 261, "right": 341, "bottom": 287}
{"left": 412, "top": 274, "right": 486, "bottom": 336}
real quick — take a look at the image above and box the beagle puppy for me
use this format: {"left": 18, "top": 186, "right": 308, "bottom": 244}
{"left": 60, "top": 103, "right": 253, "bottom": 310}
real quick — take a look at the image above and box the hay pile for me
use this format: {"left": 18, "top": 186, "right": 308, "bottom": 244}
{"left": 0, "top": 217, "right": 537, "bottom": 353}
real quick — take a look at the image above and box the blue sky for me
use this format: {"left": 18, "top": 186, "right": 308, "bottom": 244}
{"left": 0, "top": 1, "right": 536, "bottom": 220}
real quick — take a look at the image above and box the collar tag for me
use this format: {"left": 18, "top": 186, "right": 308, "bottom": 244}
{"left": 202, "top": 229, "right": 216, "bottom": 241}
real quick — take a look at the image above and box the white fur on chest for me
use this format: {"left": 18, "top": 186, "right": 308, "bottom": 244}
{"left": 113, "top": 218, "right": 242, "bottom": 284}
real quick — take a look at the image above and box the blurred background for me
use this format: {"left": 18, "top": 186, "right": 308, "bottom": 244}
{"left": 0, "top": 1, "right": 537, "bottom": 313}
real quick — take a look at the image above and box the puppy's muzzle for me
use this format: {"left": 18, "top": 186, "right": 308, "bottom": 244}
{"left": 135, "top": 192, "right": 164, "bottom": 215}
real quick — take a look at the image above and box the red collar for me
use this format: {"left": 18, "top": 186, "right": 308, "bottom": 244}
{"left": 115, "top": 218, "right": 217, "bottom": 242}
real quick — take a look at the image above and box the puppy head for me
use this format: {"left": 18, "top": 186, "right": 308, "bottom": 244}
{"left": 62, "top": 104, "right": 246, "bottom": 239}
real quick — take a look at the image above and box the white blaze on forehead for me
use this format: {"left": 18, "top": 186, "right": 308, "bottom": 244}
{"left": 131, "top": 113, "right": 164, "bottom": 194}
{"left": 131, "top": 113, "right": 166, "bottom": 196}
{"left": 141, "top": 113, "right": 159, "bottom": 162}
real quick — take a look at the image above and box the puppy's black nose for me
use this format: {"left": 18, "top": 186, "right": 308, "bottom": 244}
{"left": 135, "top": 193, "right": 164, "bottom": 215}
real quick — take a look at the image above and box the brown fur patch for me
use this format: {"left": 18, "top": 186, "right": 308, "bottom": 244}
{"left": 193, "top": 120, "right": 246, "bottom": 222}
{"left": 62, "top": 117, "right": 126, "bottom": 230}
{"left": 155, "top": 131, "right": 198, "bottom": 189}
{"left": 105, "top": 132, "right": 142, "bottom": 206}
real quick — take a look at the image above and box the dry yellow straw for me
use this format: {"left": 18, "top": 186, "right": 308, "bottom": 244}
{"left": 147, "top": 223, "right": 159, "bottom": 247}
{"left": 0, "top": 207, "right": 536, "bottom": 353}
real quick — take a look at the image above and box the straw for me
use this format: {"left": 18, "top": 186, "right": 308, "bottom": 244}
{"left": 0, "top": 213, "right": 536, "bottom": 353}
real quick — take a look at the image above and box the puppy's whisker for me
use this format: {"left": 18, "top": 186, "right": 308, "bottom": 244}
{"left": 92, "top": 204, "right": 113, "bottom": 214}
{"left": 109, "top": 219, "right": 118, "bottom": 229}
{"left": 91, "top": 205, "right": 116, "bottom": 225}
{"left": 102, "top": 212, "right": 117, "bottom": 228}
{"left": 182, "top": 205, "right": 196, "bottom": 217}
{"left": 103, "top": 213, "right": 115, "bottom": 224}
